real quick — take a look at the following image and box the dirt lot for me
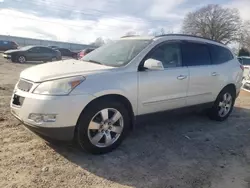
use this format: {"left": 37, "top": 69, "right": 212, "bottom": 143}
{"left": 1, "top": 57, "right": 250, "bottom": 188}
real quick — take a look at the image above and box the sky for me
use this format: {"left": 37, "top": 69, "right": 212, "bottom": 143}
{"left": 0, "top": 0, "right": 249, "bottom": 44}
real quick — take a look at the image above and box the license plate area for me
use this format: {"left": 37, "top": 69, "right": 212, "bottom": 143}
{"left": 12, "top": 94, "right": 25, "bottom": 106}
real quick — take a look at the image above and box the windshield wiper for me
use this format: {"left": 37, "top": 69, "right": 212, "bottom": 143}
{"left": 87, "top": 59, "right": 102, "bottom": 65}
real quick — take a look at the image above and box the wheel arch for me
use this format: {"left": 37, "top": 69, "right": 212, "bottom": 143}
{"left": 221, "top": 83, "right": 236, "bottom": 97}
{"left": 75, "top": 94, "right": 135, "bottom": 137}
{"left": 17, "top": 54, "right": 27, "bottom": 62}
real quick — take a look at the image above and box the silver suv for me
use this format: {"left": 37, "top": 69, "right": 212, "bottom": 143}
{"left": 11, "top": 34, "right": 243, "bottom": 154}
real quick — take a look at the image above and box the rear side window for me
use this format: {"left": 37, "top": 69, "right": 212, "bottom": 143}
{"left": 181, "top": 42, "right": 211, "bottom": 66}
{"left": 209, "top": 44, "right": 233, "bottom": 64}
{"left": 40, "top": 47, "right": 53, "bottom": 53}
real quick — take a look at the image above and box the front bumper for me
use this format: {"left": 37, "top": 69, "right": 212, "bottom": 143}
{"left": 2, "top": 54, "right": 11, "bottom": 59}
{"left": 10, "top": 87, "right": 95, "bottom": 141}
{"left": 12, "top": 112, "right": 75, "bottom": 141}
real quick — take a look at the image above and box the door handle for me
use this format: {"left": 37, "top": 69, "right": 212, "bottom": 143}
{"left": 177, "top": 75, "right": 187, "bottom": 80}
{"left": 211, "top": 72, "right": 219, "bottom": 76}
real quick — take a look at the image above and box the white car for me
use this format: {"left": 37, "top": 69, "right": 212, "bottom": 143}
{"left": 10, "top": 34, "right": 243, "bottom": 154}
{"left": 238, "top": 56, "right": 250, "bottom": 80}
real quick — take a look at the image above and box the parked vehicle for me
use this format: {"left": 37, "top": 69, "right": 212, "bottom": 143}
{"left": 3, "top": 45, "right": 61, "bottom": 63}
{"left": 0, "top": 40, "right": 18, "bottom": 51}
{"left": 48, "top": 45, "right": 59, "bottom": 50}
{"left": 238, "top": 56, "right": 250, "bottom": 79}
{"left": 10, "top": 34, "right": 243, "bottom": 154}
{"left": 78, "top": 48, "right": 96, "bottom": 59}
{"left": 58, "top": 48, "right": 78, "bottom": 59}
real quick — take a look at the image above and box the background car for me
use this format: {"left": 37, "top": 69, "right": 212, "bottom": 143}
{"left": 77, "top": 48, "right": 95, "bottom": 59}
{"left": 3, "top": 45, "right": 61, "bottom": 63}
{"left": 238, "top": 56, "right": 250, "bottom": 79}
{"left": 0, "top": 40, "right": 18, "bottom": 51}
{"left": 57, "top": 48, "right": 78, "bottom": 59}
{"left": 48, "top": 45, "right": 59, "bottom": 50}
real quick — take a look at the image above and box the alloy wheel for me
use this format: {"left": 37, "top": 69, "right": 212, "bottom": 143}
{"left": 18, "top": 56, "right": 25, "bottom": 63}
{"left": 87, "top": 108, "right": 124, "bottom": 148}
{"left": 218, "top": 92, "right": 233, "bottom": 117}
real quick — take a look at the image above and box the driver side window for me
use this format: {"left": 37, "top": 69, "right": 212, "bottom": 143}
{"left": 147, "top": 43, "right": 182, "bottom": 68}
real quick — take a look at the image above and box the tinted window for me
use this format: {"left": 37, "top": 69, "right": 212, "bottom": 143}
{"left": 29, "top": 47, "right": 40, "bottom": 52}
{"left": 40, "top": 47, "right": 52, "bottom": 53}
{"left": 146, "top": 43, "right": 181, "bottom": 68}
{"left": 60, "top": 48, "right": 69, "bottom": 53}
{"left": 209, "top": 44, "right": 233, "bottom": 64}
{"left": 242, "top": 58, "right": 250, "bottom": 65}
{"left": 181, "top": 42, "right": 211, "bottom": 66}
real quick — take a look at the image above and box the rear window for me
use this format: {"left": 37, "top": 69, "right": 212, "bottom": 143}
{"left": 181, "top": 42, "right": 211, "bottom": 66}
{"left": 209, "top": 44, "right": 233, "bottom": 64}
{"left": 242, "top": 58, "right": 250, "bottom": 65}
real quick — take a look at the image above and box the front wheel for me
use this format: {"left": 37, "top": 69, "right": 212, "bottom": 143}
{"left": 76, "top": 100, "right": 130, "bottom": 154}
{"left": 17, "top": 55, "right": 26, "bottom": 63}
{"left": 208, "top": 88, "right": 235, "bottom": 121}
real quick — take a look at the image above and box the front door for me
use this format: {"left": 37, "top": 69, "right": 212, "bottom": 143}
{"left": 26, "top": 47, "right": 41, "bottom": 61}
{"left": 138, "top": 42, "right": 189, "bottom": 115}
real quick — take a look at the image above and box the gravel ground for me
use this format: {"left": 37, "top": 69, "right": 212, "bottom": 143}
{"left": 1, "top": 57, "right": 250, "bottom": 188}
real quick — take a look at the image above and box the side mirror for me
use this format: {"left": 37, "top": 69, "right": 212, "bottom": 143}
{"left": 144, "top": 58, "right": 164, "bottom": 71}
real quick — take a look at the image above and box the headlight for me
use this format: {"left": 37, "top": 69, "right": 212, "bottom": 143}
{"left": 33, "top": 76, "right": 85, "bottom": 95}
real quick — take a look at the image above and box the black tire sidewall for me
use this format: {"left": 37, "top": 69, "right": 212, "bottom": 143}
{"left": 76, "top": 100, "right": 130, "bottom": 154}
{"left": 209, "top": 88, "right": 236, "bottom": 121}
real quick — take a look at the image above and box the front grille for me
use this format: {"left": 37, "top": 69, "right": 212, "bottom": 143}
{"left": 17, "top": 79, "right": 33, "bottom": 92}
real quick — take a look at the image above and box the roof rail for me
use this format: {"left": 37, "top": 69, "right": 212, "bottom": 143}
{"left": 154, "top": 34, "right": 224, "bottom": 44}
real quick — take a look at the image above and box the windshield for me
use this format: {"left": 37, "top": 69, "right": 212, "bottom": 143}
{"left": 81, "top": 39, "right": 152, "bottom": 67}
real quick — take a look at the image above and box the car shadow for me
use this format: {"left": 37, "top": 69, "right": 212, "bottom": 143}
{"left": 47, "top": 106, "right": 250, "bottom": 188}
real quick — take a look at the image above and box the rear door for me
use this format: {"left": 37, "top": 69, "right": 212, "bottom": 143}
{"left": 39, "top": 47, "right": 54, "bottom": 61}
{"left": 182, "top": 41, "right": 219, "bottom": 106}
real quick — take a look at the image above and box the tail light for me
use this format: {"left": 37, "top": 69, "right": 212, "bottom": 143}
{"left": 79, "top": 51, "right": 85, "bottom": 58}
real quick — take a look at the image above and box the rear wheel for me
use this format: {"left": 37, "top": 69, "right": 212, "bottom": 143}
{"left": 76, "top": 100, "right": 130, "bottom": 154}
{"left": 208, "top": 87, "right": 235, "bottom": 121}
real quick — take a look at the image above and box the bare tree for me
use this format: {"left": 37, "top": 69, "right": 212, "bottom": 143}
{"left": 240, "top": 21, "right": 250, "bottom": 50}
{"left": 182, "top": 4, "right": 241, "bottom": 44}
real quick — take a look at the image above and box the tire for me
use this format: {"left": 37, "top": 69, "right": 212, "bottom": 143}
{"left": 208, "top": 87, "right": 236, "bottom": 121}
{"left": 51, "top": 57, "right": 57, "bottom": 62}
{"left": 76, "top": 100, "right": 130, "bottom": 154}
{"left": 17, "top": 55, "right": 26, "bottom": 63}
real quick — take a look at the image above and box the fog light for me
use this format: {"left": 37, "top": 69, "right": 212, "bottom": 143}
{"left": 28, "top": 113, "right": 57, "bottom": 123}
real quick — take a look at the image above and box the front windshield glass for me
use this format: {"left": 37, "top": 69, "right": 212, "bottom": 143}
{"left": 81, "top": 39, "right": 152, "bottom": 67}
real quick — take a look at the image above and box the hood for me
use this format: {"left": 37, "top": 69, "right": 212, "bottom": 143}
{"left": 20, "top": 59, "right": 114, "bottom": 82}
{"left": 4, "top": 49, "right": 22, "bottom": 54}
